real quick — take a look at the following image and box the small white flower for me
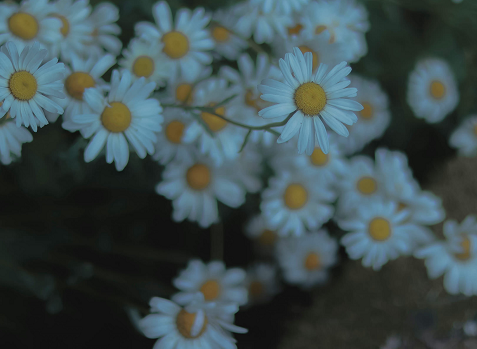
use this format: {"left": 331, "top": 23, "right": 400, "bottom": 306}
{"left": 258, "top": 47, "right": 363, "bottom": 155}
{"left": 244, "top": 263, "right": 280, "bottom": 305}
{"left": 0, "top": 41, "right": 65, "bottom": 131}
{"left": 68, "top": 70, "right": 163, "bottom": 171}
{"left": 245, "top": 214, "right": 279, "bottom": 250}
{"left": 449, "top": 115, "right": 477, "bottom": 157}
{"left": 135, "top": 1, "right": 214, "bottom": 81}
{"left": 211, "top": 9, "right": 248, "bottom": 60}
{"left": 172, "top": 260, "right": 248, "bottom": 306}
{"left": 415, "top": 216, "right": 477, "bottom": 296}
{"left": 86, "top": 2, "right": 122, "bottom": 57}
{"left": 0, "top": 106, "right": 33, "bottom": 165}
{"left": 276, "top": 229, "right": 338, "bottom": 288}
{"left": 407, "top": 58, "right": 459, "bottom": 123}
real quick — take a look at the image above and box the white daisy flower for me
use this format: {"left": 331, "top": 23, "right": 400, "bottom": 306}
{"left": 182, "top": 78, "right": 247, "bottom": 166}
{"left": 86, "top": 2, "right": 122, "bottom": 57}
{"left": 244, "top": 263, "right": 280, "bottom": 305}
{"left": 140, "top": 296, "right": 247, "bottom": 349}
{"left": 172, "top": 259, "right": 248, "bottom": 306}
{"left": 156, "top": 152, "right": 247, "bottom": 228}
{"left": 415, "top": 216, "right": 477, "bottom": 296}
{"left": 339, "top": 198, "right": 417, "bottom": 271}
{"left": 245, "top": 214, "right": 279, "bottom": 250}
{"left": 0, "top": 0, "right": 62, "bottom": 51}
{"left": 449, "top": 115, "right": 477, "bottom": 157}
{"left": 251, "top": 0, "right": 310, "bottom": 15}
{"left": 258, "top": 47, "right": 363, "bottom": 155}
{"left": 261, "top": 169, "right": 335, "bottom": 236}
{"left": 135, "top": 1, "right": 214, "bottom": 81}
{"left": 276, "top": 229, "right": 338, "bottom": 288}
{"left": 119, "top": 38, "right": 171, "bottom": 86}
{"left": 67, "top": 70, "right": 163, "bottom": 171}
{"left": 0, "top": 41, "right": 65, "bottom": 131}
{"left": 407, "top": 58, "right": 459, "bottom": 123}
{"left": 153, "top": 107, "right": 194, "bottom": 165}
{"left": 0, "top": 105, "right": 33, "bottom": 165}
{"left": 210, "top": 9, "right": 248, "bottom": 60}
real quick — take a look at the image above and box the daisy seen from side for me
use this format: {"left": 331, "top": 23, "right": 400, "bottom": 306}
{"left": 449, "top": 115, "right": 477, "bottom": 157}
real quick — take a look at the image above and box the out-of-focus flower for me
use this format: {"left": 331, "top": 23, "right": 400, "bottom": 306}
{"left": 244, "top": 263, "right": 281, "bottom": 305}
{"left": 0, "top": 104, "right": 33, "bottom": 165}
{"left": 210, "top": 9, "right": 248, "bottom": 60}
{"left": 86, "top": 2, "right": 122, "bottom": 57}
{"left": 245, "top": 214, "right": 279, "bottom": 252}
{"left": 449, "top": 115, "right": 477, "bottom": 157}
{"left": 252, "top": 0, "right": 310, "bottom": 15}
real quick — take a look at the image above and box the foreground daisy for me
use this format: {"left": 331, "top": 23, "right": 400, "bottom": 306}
{"left": 0, "top": 42, "right": 65, "bottom": 131}
{"left": 0, "top": 105, "right": 33, "bottom": 165}
{"left": 407, "top": 58, "right": 459, "bottom": 123}
{"left": 449, "top": 115, "right": 477, "bottom": 157}
{"left": 258, "top": 47, "right": 362, "bottom": 155}
{"left": 68, "top": 70, "right": 163, "bottom": 171}
{"left": 172, "top": 259, "right": 248, "bottom": 306}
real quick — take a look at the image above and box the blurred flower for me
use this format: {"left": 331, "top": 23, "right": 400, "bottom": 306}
{"left": 211, "top": 9, "right": 248, "bottom": 60}
{"left": 245, "top": 214, "right": 279, "bottom": 252}
{"left": 86, "top": 2, "right": 122, "bottom": 57}
{"left": 252, "top": 0, "right": 310, "bottom": 15}
{"left": 449, "top": 115, "right": 477, "bottom": 157}
{"left": 244, "top": 263, "right": 281, "bottom": 305}
{"left": 0, "top": 104, "right": 33, "bottom": 165}
{"left": 223, "top": 146, "right": 263, "bottom": 194}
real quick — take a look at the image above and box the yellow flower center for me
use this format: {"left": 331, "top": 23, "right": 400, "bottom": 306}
{"left": 8, "top": 12, "right": 39, "bottom": 40}
{"left": 132, "top": 56, "right": 155, "bottom": 78}
{"left": 165, "top": 120, "right": 185, "bottom": 144}
{"left": 176, "top": 309, "right": 208, "bottom": 339}
{"left": 309, "top": 147, "right": 328, "bottom": 166}
{"left": 199, "top": 279, "right": 221, "bottom": 301}
{"left": 315, "top": 25, "right": 335, "bottom": 43}
{"left": 176, "top": 83, "right": 194, "bottom": 105}
{"left": 294, "top": 82, "right": 327, "bottom": 116}
{"left": 51, "top": 14, "right": 70, "bottom": 37}
{"left": 359, "top": 102, "right": 374, "bottom": 119}
{"left": 65, "top": 72, "right": 96, "bottom": 100}
{"left": 101, "top": 102, "right": 132, "bottom": 133}
{"left": 299, "top": 46, "right": 319, "bottom": 71}
{"left": 245, "top": 89, "right": 262, "bottom": 112}
{"left": 304, "top": 252, "right": 321, "bottom": 270}
{"left": 211, "top": 26, "right": 230, "bottom": 42}
{"left": 186, "top": 163, "right": 211, "bottom": 190}
{"left": 287, "top": 23, "right": 303, "bottom": 35}
{"left": 200, "top": 104, "right": 227, "bottom": 132}
{"left": 315, "top": 25, "right": 327, "bottom": 35}
{"left": 455, "top": 236, "right": 472, "bottom": 261}
{"left": 283, "top": 183, "right": 308, "bottom": 210}
{"left": 249, "top": 281, "right": 264, "bottom": 297}
{"left": 356, "top": 176, "right": 377, "bottom": 195}
{"left": 368, "top": 217, "right": 392, "bottom": 241}
{"left": 429, "top": 80, "right": 446, "bottom": 100}
{"left": 258, "top": 229, "right": 276, "bottom": 246}
{"left": 8, "top": 71, "right": 37, "bottom": 101}
{"left": 162, "top": 31, "right": 189, "bottom": 59}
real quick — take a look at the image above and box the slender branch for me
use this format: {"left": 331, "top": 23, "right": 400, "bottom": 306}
{"left": 239, "top": 130, "right": 252, "bottom": 152}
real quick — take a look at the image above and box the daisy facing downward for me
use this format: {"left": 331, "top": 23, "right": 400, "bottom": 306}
{"left": 258, "top": 47, "right": 363, "bottom": 155}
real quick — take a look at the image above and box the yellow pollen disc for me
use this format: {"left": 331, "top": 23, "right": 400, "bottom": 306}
{"left": 287, "top": 23, "right": 303, "bottom": 35}
{"left": 315, "top": 25, "right": 327, "bottom": 35}
{"left": 132, "top": 56, "right": 155, "bottom": 78}
{"left": 309, "top": 148, "right": 328, "bottom": 166}
{"left": 201, "top": 104, "right": 227, "bottom": 132}
{"left": 359, "top": 102, "right": 374, "bottom": 119}
{"left": 294, "top": 82, "right": 327, "bottom": 115}
{"left": 356, "top": 176, "right": 377, "bottom": 195}
{"left": 65, "top": 72, "right": 96, "bottom": 100}
{"left": 165, "top": 120, "right": 185, "bottom": 144}
{"left": 283, "top": 183, "right": 308, "bottom": 210}
{"left": 8, "top": 12, "right": 39, "bottom": 40}
{"left": 245, "top": 89, "right": 262, "bottom": 112}
{"left": 200, "top": 280, "right": 221, "bottom": 301}
{"left": 304, "top": 252, "right": 321, "bottom": 270}
{"left": 258, "top": 229, "right": 276, "bottom": 246}
{"left": 186, "top": 163, "right": 211, "bottom": 190}
{"left": 368, "top": 217, "right": 392, "bottom": 241}
{"left": 51, "top": 14, "right": 70, "bottom": 37}
{"left": 455, "top": 236, "right": 471, "bottom": 261}
{"left": 298, "top": 46, "right": 319, "bottom": 71}
{"left": 9, "top": 71, "right": 37, "bottom": 101}
{"left": 429, "top": 80, "right": 446, "bottom": 100}
{"left": 176, "top": 83, "right": 194, "bottom": 105}
{"left": 162, "top": 31, "right": 189, "bottom": 59}
{"left": 249, "top": 281, "right": 264, "bottom": 297}
{"left": 211, "top": 26, "right": 230, "bottom": 42}
{"left": 101, "top": 102, "right": 132, "bottom": 133}
{"left": 176, "top": 309, "right": 208, "bottom": 339}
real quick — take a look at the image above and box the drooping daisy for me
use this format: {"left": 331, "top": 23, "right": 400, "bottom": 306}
{"left": 140, "top": 296, "right": 247, "bottom": 349}
{"left": 210, "top": 9, "right": 248, "bottom": 60}
{"left": 245, "top": 214, "right": 279, "bottom": 252}
{"left": 0, "top": 0, "right": 62, "bottom": 51}
{"left": 86, "top": 2, "right": 122, "bottom": 57}
{"left": 261, "top": 169, "right": 335, "bottom": 236}
{"left": 449, "top": 115, "right": 477, "bottom": 157}
{"left": 244, "top": 263, "right": 280, "bottom": 306}
{"left": 0, "top": 105, "right": 33, "bottom": 165}
{"left": 415, "top": 216, "right": 477, "bottom": 296}
{"left": 156, "top": 151, "right": 247, "bottom": 228}
{"left": 119, "top": 38, "right": 171, "bottom": 86}
{"left": 276, "top": 229, "right": 338, "bottom": 288}
{"left": 0, "top": 41, "right": 65, "bottom": 131}
{"left": 258, "top": 47, "right": 363, "bottom": 155}
{"left": 172, "top": 259, "right": 248, "bottom": 306}
{"left": 67, "top": 70, "right": 163, "bottom": 171}
{"left": 407, "top": 58, "right": 459, "bottom": 123}
{"left": 135, "top": 1, "right": 214, "bottom": 81}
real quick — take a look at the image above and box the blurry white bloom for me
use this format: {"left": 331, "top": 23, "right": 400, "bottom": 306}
{"left": 407, "top": 58, "right": 459, "bottom": 123}
{"left": 449, "top": 115, "right": 477, "bottom": 157}
{"left": 0, "top": 0, "right": 62, "bottom": 50}
{"left": 135, "top": 1, "right": 214, "bottom": 81}
{"left": 415, "top": 216, "right": 477, "bottom": 296}
{"left": 0, "top": 106, "right": 33, "bottom": 165}
{"left": 172, "top": 260, "right": 248, "bottom": 306}
{"left": 67, "top": 70, "right": 163, "bottom": 171}
{"left": 211, "top": 9, "right": 248, "bottom": 60}
{"left": 156, "top": 152, "right": 247, "bottom": 228}
{"left": 87, "top": 2, "right": 122, "bottom": 57}
{"left": 158, "top": 67, "right": 212, "bottom": 105}
{"left": 244, "top": 263, "right": 280, "bottom": 305}
{"left": 251, "top": 0, "right": 310, "bottom": 15}
{"left": 245, "top": 214, "right": 278, "bottom": 249}
{"left": 276, "top": 229, "right": 338, "bottom": 288}
{"left": 261, "top": 169, "right": 335, "bottom": 236}
{"left": 140, "top": 296, "right": 247, "bottom": 349}
{"left": 223, "top": 146, "right": 263, "bottom": 194}
{"left": 258, "top": 47, "right": 362, "bottom": 155}
{"left": 0, "top": 42, "right": 65, "bottom": 131}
